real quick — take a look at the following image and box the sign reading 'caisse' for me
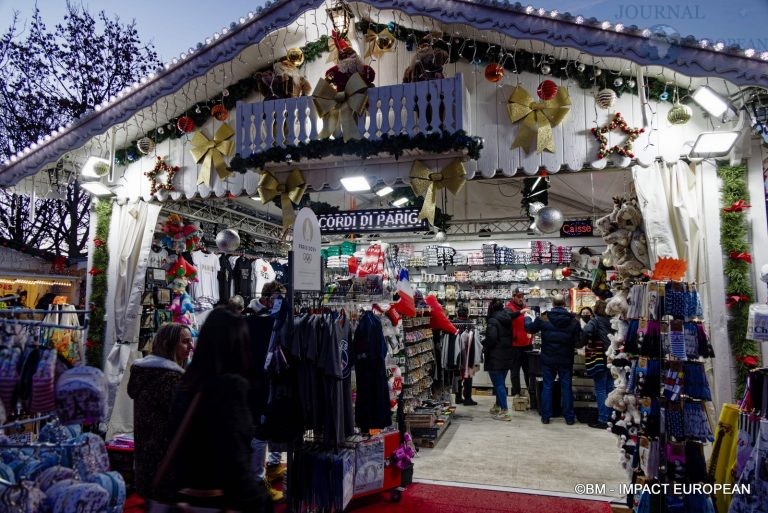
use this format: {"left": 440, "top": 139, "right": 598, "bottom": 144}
{"left": 317, "top": 208, "right": 428, "bottom": 233}
{"left": 559, "top": 219, "right": 594, "bottom": 238}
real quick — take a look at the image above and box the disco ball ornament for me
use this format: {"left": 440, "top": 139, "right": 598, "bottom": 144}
{"left": 528, "top": 201, "right": 546, "bottom": 217}
{"left": 534, "top": 206, "right": 564, "bottom": 233}
{"left": 136, "top": 137, "right": 155, "bottom": 155}
{"left": 667, "top": 102, "right": 692, "bottom": 125}
{"left": 287, "top": 47, "right": 305, "bottom": 66}
{"left": 211, "top": 104, "right": 229, "bottom": 121}
{"left": 435, "top": 230, "right": 446, "bottom": 242}
{"left": 484, "top": 63, "right": 505, "bottom": 83}
{"left": 595, "top": 88, "right": 617, "bottom": 109}
{"left": 537, "top": 80, "right": 558, "bottom": 100}
{"left": 215, "top": 228, "right": 241, "bottom": 252}
{"left": 176, "top": 116, "right": 196, "bottom": 133}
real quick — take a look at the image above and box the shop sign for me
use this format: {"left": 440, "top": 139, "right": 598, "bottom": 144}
{"left": 560, "top": 219, "right": 594, "bottom": 238}
{"left": 317, "top": 208, "right": 428, "bottom": 233}
{"left": 292, "top": 207, "right": 322, "bottom": 291}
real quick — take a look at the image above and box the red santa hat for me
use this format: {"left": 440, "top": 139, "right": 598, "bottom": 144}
{"left": 425, "top": 294, "right": 458, "bottom": 335}
{"left": 168, "top": 255, "right": 198, "bottom": 282}
{"left": 390, "top": 269, "right": 416, "bottom": 318}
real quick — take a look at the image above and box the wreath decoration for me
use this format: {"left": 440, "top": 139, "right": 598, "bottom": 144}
{"left": 145, "top": 156, "right": 180, "bottom": 195}
{"left": 591, "top": 112, "right": 645, "bottom": 160}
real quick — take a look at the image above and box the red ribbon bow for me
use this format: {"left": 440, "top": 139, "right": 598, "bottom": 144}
{"left": 729, "top": 251, "right": 752, "bottom": 264}
{"left": 737, "top": 355, "right": 760, "bottom": 368}
{"left": 723, "top": 200, "right": 751, "bottom": 213}
{"left": 93, "top": 238, "right": 106, "bottom": 248}
{"left": 88, "top": 267, "right": 104, "bottom": 276}
{"left": 726, "top": 294, "right": 750, "bottom": 307}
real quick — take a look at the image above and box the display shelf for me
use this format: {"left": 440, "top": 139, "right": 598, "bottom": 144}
{"left": 409, "top": 264, "right": 571, "bottom": 273}
{"left": 408, "top": 407, "right": 454, "bottom": 448}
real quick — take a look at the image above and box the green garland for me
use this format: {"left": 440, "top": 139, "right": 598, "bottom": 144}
{"left": 114, "top": 36, "right": 330, "bottom": 166}
{"left": 229, "top": 130, "right": 483, "bottom": 172}
{"left": 357, "top": 20, "right": 691, "bottom": 104}
{"left": 85, "top": 199, "right": 112, "bottom": 367}
{"left": 718, "top": 164, "right": 760, "bottom": 399}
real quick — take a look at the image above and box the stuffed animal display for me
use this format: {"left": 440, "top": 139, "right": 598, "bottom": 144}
{"left": 167, "top": 256, "right": 198, "bottom": 330}
{"left": 255, "top": 56, "right": 311, "bottom": 100}
{"left": 403, "top": 33, "right": 449, "bottom": 83}
{"left": 595, "top": 197, "right": 649, "bottom": 284}
{"left": 325, "top": 46, "right": 375, "bottom": 91}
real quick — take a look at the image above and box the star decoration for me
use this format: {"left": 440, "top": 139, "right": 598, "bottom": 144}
{"left": 591, "top": 112, "right": 644, "bottom": 160}
{"left": 145, "top": 155, "right": 180, "bottom": 195}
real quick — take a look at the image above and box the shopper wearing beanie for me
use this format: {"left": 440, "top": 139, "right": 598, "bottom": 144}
{"left": 505, "top": 288, "right": 534, "bottom": 401}
{"left": 525, "top": 294, "right": 580, "bottom": 425}
{"left": 482, "top": 299, "right": 526, "bottom": 421}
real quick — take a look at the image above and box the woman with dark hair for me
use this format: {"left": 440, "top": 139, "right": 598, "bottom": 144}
{"left": 169, "top": 307, "right": 271, "bottom": 512}
{"left": 482, "top": 298, "right": 525, "bottom": 421}
{"left": 580, "top": 300, "right": 614, "bottom": 429}
{"left": 128, "top": 323, "right": 193, "bottom": 501}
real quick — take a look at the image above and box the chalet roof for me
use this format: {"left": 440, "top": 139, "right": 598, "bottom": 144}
{"left": 1, "top": 0, "right": 766, "bottom": 187}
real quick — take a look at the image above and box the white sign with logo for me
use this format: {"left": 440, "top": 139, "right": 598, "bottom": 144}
{"left": 292, "top": 207, "right": 322, "bottom": 291}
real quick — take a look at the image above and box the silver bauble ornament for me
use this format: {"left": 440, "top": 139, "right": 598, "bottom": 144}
{"left": 137, "top": 137, "right": 155, "bottom": 155}
{"left": 541, "top": 63, "right": 551, "bottom": 75}
{"left": 613, "top": 77, "right": 624, "bottom": 87}
{"left": 576, "top": 63, "right": 586, "bottom": 72}
{"left": 534, "top": 206, "right": 564, "bottom": 233}
{"left": 627, "top": 78, "right": 636, "bottom": 88}
{"left": 216, "top": 228, "right": 241, "bottom": 252}
{"left": 528, "top": 201, "right": 546, "bottom": 217}
{"left": 593, "top": 68, "right": 602, "bottom": 77}
{"left": 595, "top": 88, "right": 618, "bottom": 109}
{"left": 667, "top": 102, "right": 692, "bottom": 125}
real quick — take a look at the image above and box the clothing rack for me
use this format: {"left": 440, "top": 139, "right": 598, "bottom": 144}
{"left": 0, "top": 413, "right": 55, "bottom": 431}
{"left": 0, "top": 308, "right": 90, "bottom": 332}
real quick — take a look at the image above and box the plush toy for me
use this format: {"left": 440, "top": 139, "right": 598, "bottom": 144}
{"left": 605, "top": 289, "right": 629, "bottom": 318}
{"left": 403, "top": 33, "right": 449, "bottom": 83}
{"left": 325, "top": 46, "right": 375, "bottom": 91}
{"left": 255, "top": 57, "right": 311, "bottom": 100}
{"left": 387, "top": 365, "right": 403, "bottom": 410}
{"left": 623, "top": 394, "right": 642, "bottom": 426}
{"left": 167, "top": 256, "right": 198, "bottom": 330}
{"left": 605, "top": 366, "right": 628, "bottom": 412}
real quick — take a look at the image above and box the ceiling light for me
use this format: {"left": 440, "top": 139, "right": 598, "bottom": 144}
{"left": 688, "top": 131, "right": 741, "bottom": 158}
{"left": 81, "top": 156, "right": 111, "bottom": 179}
{"left": 340, "top": 176, "right": 370, "bottom": 192}
{"left": 691, "top": 86, "right": 737, "bottom": 121}
{"left": 392, "top": 197, "right": 409, "bottom": 207}
{"left": 80, "top": 181, "right": 115, "bottom": 197}
{"left": 375, "top": 186, "right": 394, "bottom": 197}
{"left": 251, "top": 196, "right": 262, "bottom": 202}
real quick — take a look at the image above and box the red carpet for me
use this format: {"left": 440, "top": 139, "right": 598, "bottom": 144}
{"left": 130, "top": 483, "right": 612, "bottom": 513}
{"left": 346, "top": 483, "right": 611, "bottom": 513}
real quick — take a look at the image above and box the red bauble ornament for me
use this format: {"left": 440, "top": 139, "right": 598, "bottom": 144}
{"left": 484, "top": 63, "right": 505, "bottom": 83}
{"left": 561, "top": 267, "right": 572, "bottom": 278}
{"left": 211, "top": 104, "right": 229, "bottom": 121}
{"left": 537, "top": 80, "right": 558, "bottom": 100}
{"left": 176, "top": 116, "right": 196, "bottom": 133}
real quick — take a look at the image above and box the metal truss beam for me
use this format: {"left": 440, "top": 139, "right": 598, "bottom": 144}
{"left": 161, "top": 201, "right": 288, "bottom": 246}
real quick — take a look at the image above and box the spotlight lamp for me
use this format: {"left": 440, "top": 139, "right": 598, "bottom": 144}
{"left": 687, "top": 131, "right": 741, "bottom": 158}
{"left": 691, "top": 86, "right": 737, "bottom": 122}
{"left": 392, "top": 197, "right": 409, "bottom": 207}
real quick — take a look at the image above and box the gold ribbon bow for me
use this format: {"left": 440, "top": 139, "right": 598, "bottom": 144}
{"left": 258, "top": 169, "right": 307, "bottom": 229}
{"left": 190, "top": 123, "right": 235, "bottom": 186}
{"left": 409, "top": 159, "right": 466, "bottom": 226}
{"left": 312, "top": 73, "right": 368, "bottom": 142}
{"left": 506, "top": 85, "right": 571, "bottom": 154}
{"left": 364, "top": 28, "right": 395, "bottom": 59}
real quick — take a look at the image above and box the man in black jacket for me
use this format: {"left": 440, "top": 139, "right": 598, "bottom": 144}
{"left": 525, "top": 294, "right": 580, "bottom": 425}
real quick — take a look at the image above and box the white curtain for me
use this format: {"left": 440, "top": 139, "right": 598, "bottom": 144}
{"left": 633, "top": 160, "right": 704, "bottom": 283}
{"left": 103, "top": 200, "right": 161, "bottom": 436}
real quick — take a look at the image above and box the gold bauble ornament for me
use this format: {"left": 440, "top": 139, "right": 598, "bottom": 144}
{"left": 667, "top": 102, "right": 692, "bottom": 125}
{"left": 286, "top": 47, "right": 305, "bottom": 67}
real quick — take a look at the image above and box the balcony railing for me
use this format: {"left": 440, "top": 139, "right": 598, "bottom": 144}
{"left": 235, "top": 74, "right": 466, "bottom": 158}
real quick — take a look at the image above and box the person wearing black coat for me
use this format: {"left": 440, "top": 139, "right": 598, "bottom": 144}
{"left": 579, "top": 300, "right": 614, "bottom": 429}
{"left": 482, "top": 299, "right": 524, "bottom": 421}
{"left": 525, "top": 295, "right": 581, "bottom": 425}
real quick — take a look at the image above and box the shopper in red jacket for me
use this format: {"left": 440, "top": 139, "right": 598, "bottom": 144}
{"left": 505, "top": 288, "right": 534, "bottom": 399}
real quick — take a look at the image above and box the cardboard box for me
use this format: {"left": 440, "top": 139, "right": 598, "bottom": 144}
{"left": 512, "top": 396, "right": 530, "bottom": 411}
